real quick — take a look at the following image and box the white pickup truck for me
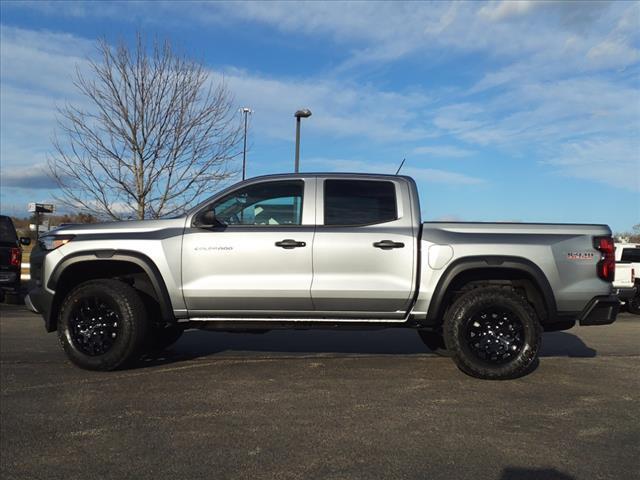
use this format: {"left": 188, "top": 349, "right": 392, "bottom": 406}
{"left": 26, "top": 173, "right": 620, "bottom": 379}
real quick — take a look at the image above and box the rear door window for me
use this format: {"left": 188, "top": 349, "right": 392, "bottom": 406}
{"left": 324, "top": 180, "right": 397, "bottom": 226}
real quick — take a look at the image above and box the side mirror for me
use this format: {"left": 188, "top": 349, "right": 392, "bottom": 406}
{"left": 193, "top": 210, "right": 223, "bottom": 229}
{"left": 19, "top": 237, "right": 31, "bottom": 246}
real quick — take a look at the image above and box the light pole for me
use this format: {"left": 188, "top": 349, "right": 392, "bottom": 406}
{"left": 240, "top": 107, "right": 253, "bottom": 180}
{"left": 294, "top": 108, "right": 312, "bottom": 173}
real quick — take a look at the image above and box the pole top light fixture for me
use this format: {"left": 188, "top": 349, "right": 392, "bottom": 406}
{"left": 294, "top": 108, "right": 312, "bottom": 118}
{"left": 240, "top": 107, "right": 253, "bottom": 114}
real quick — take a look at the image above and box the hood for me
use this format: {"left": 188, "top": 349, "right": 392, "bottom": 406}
{"left": 48, "top": 217, "right": 188, "bottom": 236}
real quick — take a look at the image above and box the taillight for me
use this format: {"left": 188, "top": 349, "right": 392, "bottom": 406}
{"left": 9, "top": 247, "right": 21, "bottom": 267}
{"left": 593, "top": 236, "right": 615, "bottom": 282}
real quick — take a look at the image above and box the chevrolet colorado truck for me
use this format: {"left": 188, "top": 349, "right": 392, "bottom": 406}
{"left": 26, "top": 173, "right": 619, "bottom": 379}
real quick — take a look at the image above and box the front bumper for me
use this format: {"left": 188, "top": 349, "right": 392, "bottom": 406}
{"left": 578, "top": 295, "right": 620, "bottom": 326}
{"left": 25, "top": 287, "right": 56, "bottom": 332}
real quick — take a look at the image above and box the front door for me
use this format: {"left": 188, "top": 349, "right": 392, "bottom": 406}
{"left": 182, "top": 179, "right": 316, "bottom": 316}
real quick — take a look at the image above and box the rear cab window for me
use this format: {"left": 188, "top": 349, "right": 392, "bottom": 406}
{"left": 324, "top": 179, "right": 397, "bottom": 226}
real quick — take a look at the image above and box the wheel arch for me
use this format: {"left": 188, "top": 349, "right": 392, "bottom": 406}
{"left": 425, "top": 256, "right": 557, "bottom": 325}
{"left": 46, "top": 250, "right": 174, "bottom": 332}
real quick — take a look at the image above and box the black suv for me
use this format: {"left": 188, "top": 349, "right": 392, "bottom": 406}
{"left": 0, "top": 215, "right": 30, "bottom": 302}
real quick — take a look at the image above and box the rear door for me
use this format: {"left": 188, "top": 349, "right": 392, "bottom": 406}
{"left": 182, "top": 178, "right": 316, "bottom": 316}
{"left": 311, "top": 178, "right": 417, "bottom": 318}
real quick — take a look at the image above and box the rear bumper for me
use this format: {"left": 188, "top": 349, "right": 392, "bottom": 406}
{"left": 25, "top": 287, "right": 56, "bottom": 332}
{"left": 578, "top": 295, "right": 620, "bottom": 326}
{"left": 0, "top": 270, "right": 19, "bottom": 292}
{"left": 615, "top": 286, "right": 637, "bottom": 300}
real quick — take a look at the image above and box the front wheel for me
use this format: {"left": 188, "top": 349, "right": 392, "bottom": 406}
{"left": 443, "top": 287, "right": 541, "bottom": 380}
{"left": 57, "top": 279, "right": 149, "bottom": 371}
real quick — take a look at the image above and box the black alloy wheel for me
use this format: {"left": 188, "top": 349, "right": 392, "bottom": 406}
{"left": 463, "top": 307, "right": 525, "bottom": 364}
{"left": 68, "top": 296, "right": 121, "bottom": 356}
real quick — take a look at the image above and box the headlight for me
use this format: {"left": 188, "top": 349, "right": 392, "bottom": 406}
{"left": 39, "top": 235, "right": 75, "bottom": 251}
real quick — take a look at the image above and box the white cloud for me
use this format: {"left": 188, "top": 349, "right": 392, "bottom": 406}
{"left": 411, "top": 145, "right": 475, "bottom": 158}
{"left": 0, "top": 25, "right": 93, "bottom": 97}
{"left": 218, "top": 69, "right": 433, "bottom": 143}
{"left": 9, "top": 2, "right": 639, "bottom": 71}
{"left": 478, "top": 1, "right": 538, "bottom": 22}
{"left": 0, "top": 26, "right": 96, "bottom": 197}
{"left": 0, "top": 26, "right": 443, "bottom": 193}
{"left": 1, "top": 1, "right": 638, "bottom": 195}
{"left": 1, "top": 163, "right": 57, "bottom": 189}
{"left": 544, "top": 139, "right": 640, "bottom": 191}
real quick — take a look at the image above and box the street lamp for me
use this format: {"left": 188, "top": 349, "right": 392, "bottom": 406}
{"left": 294, "top": 108, "right": 312, "bottom": 173}
{"left": 240, "top": 107, "right": 253, "bottom": 180}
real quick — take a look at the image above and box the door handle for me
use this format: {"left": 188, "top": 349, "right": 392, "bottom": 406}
{"left": 373, "top": 240, "right": 405, "bottom": 250}
{"left": 275, "top": 239, "right": 307, "bottom": 249}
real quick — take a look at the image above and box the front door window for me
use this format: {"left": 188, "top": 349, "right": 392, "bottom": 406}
{"left": 209, "top": 181, "right": 303, "bottom": 226}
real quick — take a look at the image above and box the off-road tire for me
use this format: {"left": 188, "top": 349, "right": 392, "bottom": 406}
{"left": 417, "top": 330, "right": 451, "bottom": 357}
{"left": 57, "top": 279, "right": 149, "bottom": 371}
{"left": 443, "top": 286, "right": 542, "bottom": 380}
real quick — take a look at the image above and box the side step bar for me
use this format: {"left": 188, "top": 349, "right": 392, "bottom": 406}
{"left": 184, "top": 317, "right": 409, "bottom": 323}
{"left": 179, "top": 316, "right": 414, "bottom": 330}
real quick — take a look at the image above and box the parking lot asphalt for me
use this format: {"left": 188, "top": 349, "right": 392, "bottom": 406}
{"left": 1, "top": 304, "right": 639, "bottom": 480}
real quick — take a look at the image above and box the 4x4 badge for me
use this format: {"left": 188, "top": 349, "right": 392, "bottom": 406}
{"left": 567, "top": 252, "right": 594, "bottom": 260}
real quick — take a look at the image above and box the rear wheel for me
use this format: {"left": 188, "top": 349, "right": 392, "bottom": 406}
{"left": 417, "top": 330, "right": 451, "bottom": 356}
{"left": 57, "top": 279, "right": 149, "bottom": 371}
{"left": 443, "top": 287, "right": 541, "bottom": 380}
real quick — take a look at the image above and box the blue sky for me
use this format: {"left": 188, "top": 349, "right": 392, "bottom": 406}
{"left": 0, "top": 1, "right": 638, "bottom": 231}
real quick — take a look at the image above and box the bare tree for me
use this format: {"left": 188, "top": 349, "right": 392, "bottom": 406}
{"left": 49, "top": 34, "right": 243, "bottom": 220}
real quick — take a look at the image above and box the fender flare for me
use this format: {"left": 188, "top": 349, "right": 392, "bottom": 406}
{"left": 48, "top": 250, "right": 175, "bottom": 324}
{"left": 425, "top": 255, "right": 557, "bottom": 323}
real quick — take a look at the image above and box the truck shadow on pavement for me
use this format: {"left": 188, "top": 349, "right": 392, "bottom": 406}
{"left": 138, "top": 328, "right": 597, "bottom": 368}
{"left": 500, "top": 467, "right": 574, "bottom": 480}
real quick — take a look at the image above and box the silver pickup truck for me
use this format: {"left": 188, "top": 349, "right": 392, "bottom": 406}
{"left": 26, "top": 173, "right": 619, "bottom": 379}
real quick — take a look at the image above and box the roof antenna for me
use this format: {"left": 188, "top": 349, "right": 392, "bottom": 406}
{"left": 395, "top": 158, "right": 406, "bottom": 175}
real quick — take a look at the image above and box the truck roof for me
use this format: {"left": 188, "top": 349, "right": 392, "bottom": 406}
{"left": 241, "top": 172, "right": 414, "bottom": 182}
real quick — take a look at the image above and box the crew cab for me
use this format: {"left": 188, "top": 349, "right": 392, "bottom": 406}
{"left": 26, "top": 173, "right": 619, "bottom": 379}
